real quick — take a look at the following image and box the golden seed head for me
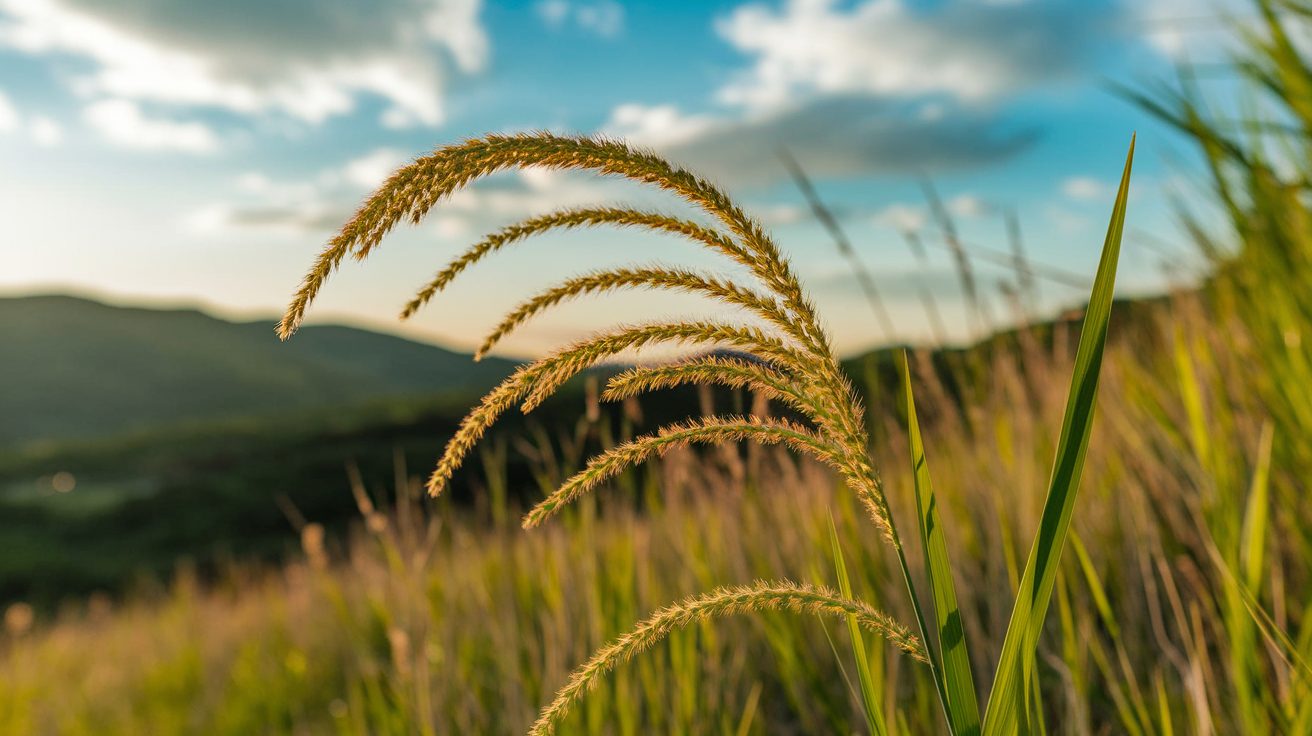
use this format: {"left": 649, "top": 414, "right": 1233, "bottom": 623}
{"left": 277, "top": 132, "right": 911, "bottom": 735}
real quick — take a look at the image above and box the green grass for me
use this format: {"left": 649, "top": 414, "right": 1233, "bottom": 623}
{"left": 901, "top": 352, "right": 979, "bottom": 734}
{"left": 980, "top": 136, "right": 1133, "bottom": 736}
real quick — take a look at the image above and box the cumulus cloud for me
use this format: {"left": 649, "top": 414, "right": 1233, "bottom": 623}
{"left": 0, "top": 0, "right": 487, "bottom": 127}
{"left": 184, "top": 201, "right": 342, "bottom": 235}
{"left": 750, "top": 202, "right": 806, "bottom": 226}
{"left": 597, "top": 0, "right": 1115, "bottom": 188}
{"left": 715, "top": 0, "right": 1106, "bottom": 111}
{"left": 340, "top": 148, "right": 411, "bottom": 189}
{"left": 1134, "top": 0, "right": 1249, "bottom": 61}
{"left": 189, "top": 147, "right": 408, "bottom": 232}
{"left": 190, "top": 147, "right": 634, "bottom": 237}
{"left": 607, "top": 96, "right": 1036, "bottom": 186}
{"left": 605, "top": 103, "right": 718, "bottom": 147}
{"left": 870, "top": 193, "right": 989, "bottom": 233}
{"left": 429, "top": 167, "right": 634, "bottom": 237}
{"left": 536, "top": 0, "right": 624, "bottom": 38}
{"left": 83, "top": 99, "right": 218, "bottom": 153}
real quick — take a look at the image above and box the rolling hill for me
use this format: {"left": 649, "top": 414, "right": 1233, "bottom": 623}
{"left": 0, "top": 294, "right": 517, "bottom": 449}
{"left": 0, "top": 291, "right": 1168, "bottom": 605}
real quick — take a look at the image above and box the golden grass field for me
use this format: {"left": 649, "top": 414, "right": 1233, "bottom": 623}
{"left": 3, "top": 1, "right": 1311, "bottom": 732}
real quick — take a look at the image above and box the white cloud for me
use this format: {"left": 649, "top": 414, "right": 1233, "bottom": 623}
{"left": 947, "top": 194, "right": 989, "bottom": 218}
{"left": 870, "top": 194, "right": 985, "bottom": 232}
{"left": 536, "top": 0, "right": 624, "bottom": 38}
{"left": 27, "top": 115, "right": 62, "bottom": 146}
{"left": 340, "top": 148, "right": 409, "bottom": 189}
{"left": 0, "top": 88, "right": 18, "bottom": 132}
{"left": 192, "top": 150, "right": 403, "bottom": 232}
{"left": 715, "top": 0, "right": 1101, "bottom": 111}
{"left": 192, "top": 145, "right": 632, "bottom": 237}
{"left": 421, "top": 168, "right": 622, "bottom": 237}
{"left": 752, "top": 202, "right": 806, "bottom": 226}
{"left": 593, "top": 0, "right": 1100, "bottom": 188}
{"left": 83, "top": 99, "right": 219, "bottom": 153}
{"left": 0, "top": 88, "right": 63, "bottom": 147}
{"left": 1061, "top": 176, "right": 1107, "bottom": 201}
{"left": 235, "top": 172, "right": 274, "bottom": 195}
{"left": 575, "top": 1, "right": 624, "bottom": 37}
{"left": 604, "top": 103, "right": 719, "bottom": 147}
{"left": 609, "top": 96, "right": 1034, "bottom": 186}
{"left": 873, "top": 203, "right": 927, "bottom": 232}
{"left": 1134, "top": 0, "right": 1248, "bottom": 61}
{"left": 537, "top": 0, "right": 571, "bottom": 26}
{"left": 0, "top": 0, "right": 487, "bottom": 128}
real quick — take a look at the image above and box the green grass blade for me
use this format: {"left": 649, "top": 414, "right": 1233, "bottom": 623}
{"left": 1240, "top": 421, "right": 1274, "bottom": 593}
{"left": 901, "top": 351, "right": 981, "bottom": 736}
{"left": 1214, "top": 423, "right": 1312, "bottom": 682}
{"left": 828, "top": 515, "right": 889, "bottom": 736}
{"left": 1069, "top": 534, "right": 1119, "bottom": 642}
{"left": 981, "top": 135, "right": 1135, "bottom": 735}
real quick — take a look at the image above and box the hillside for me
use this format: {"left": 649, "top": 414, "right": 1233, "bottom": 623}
{"left": 0, "top": 295, "right": 517, "bottom": 449}
{"left": 0, "top": 291, "right": 1171, "bottom": 605}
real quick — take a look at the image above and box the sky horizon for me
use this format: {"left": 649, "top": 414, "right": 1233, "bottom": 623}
{"left": 2, "top": 0, "right": 1249, "bottom": 357}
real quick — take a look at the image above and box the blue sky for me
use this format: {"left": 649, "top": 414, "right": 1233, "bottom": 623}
{"left": 0, "top": 0, "right": 1246, "bottom": 356}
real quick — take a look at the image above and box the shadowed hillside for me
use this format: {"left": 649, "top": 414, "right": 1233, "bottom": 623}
{"left": 0, "top": 295, "right": 517, "bottom": 448}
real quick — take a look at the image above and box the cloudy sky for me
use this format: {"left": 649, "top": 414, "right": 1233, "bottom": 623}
{"left": 1, "top": 0, "right": 1247, "bottom": 356}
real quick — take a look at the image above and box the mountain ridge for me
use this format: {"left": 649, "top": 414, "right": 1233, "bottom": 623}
{"left": 0, "top": 293, "right": 518, "bottom": 448}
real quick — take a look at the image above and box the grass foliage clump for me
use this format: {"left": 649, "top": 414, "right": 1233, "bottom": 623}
{"left": 282, "top": 130, "right": 1135, "bottom": 733}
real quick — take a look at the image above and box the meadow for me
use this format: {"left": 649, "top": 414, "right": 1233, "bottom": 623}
{"left": 2, "top": 1, "right": 1310, "bottom": 733}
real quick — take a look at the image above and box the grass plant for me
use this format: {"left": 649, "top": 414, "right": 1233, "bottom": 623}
{"left": 278, "top": 129, "right": 1134, "bottom": 733}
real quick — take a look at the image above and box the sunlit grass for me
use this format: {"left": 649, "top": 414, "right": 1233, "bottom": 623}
{"left": 3, "top": 0, "right": 1311, "bottom": 732}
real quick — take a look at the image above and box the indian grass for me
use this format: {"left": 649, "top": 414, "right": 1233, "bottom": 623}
{"left": 400, "top": 208, "right": 756, "bottom": 320}
{"left": 279, "top": 133, "right": 896, "bottom": 547}
{"left": 475, "top": 266, "right": 802, "bottom": 361}
{"left": 278, "top": 127, "right": 1138, "bottom": 734}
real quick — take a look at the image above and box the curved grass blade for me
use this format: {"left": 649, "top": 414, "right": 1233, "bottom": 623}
{"left": 981, "top": 135, "right": 1135, "bottom": 735}
{"left": 901, "top": 351, "right": 981, "bottom": 736}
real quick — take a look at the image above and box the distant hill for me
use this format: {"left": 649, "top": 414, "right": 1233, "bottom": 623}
{"left": 0, "top": 291, "right": 1176, "bottom": 605}
{"left": 0, "top": 295, "right": 517, "bottom": 448}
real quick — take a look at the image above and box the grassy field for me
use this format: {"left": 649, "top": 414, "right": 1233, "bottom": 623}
{"left": 0, "top": 286, "right": 1297, "bottom": 733}
{"left": 3, "top": 1, "right": 1310, "bottom": 732}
